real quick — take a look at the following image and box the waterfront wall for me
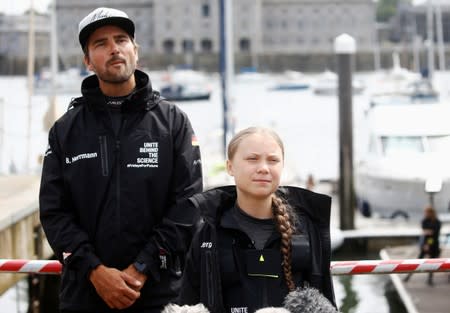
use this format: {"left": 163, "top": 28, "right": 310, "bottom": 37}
{"left": 3, "top": 49, "right": 447, "bottom": 75}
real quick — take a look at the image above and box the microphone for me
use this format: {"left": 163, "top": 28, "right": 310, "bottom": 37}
{"left": 162, "top": 303, "right": 210, "bottom": 313}
{"left": 283, "top": 287, "right": 338, "bottom": 313}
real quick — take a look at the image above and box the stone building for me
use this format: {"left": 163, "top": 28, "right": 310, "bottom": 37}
{"left": 1, "top": 0, "right": 378, "bottom": 73}
{"left": 54, "top": 0, "right": 376, "bottom": 71}
{"left": 0, "top": 12, "right": 50, "bottom": 74}
{"left": 384, "top": 1, "right": 450, "bottom": 71}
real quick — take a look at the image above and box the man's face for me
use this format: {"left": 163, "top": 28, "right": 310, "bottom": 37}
{"left": 84, "top": 25, "right": 138, "bottom": 84}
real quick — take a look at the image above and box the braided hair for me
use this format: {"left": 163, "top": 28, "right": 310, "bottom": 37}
{"left": 272, "top": 194, "right": 297, "bottom": 291}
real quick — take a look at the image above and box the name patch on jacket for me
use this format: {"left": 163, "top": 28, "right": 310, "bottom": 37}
{"left": 127, "top": 142, "right": 159, "bottom": 168}
{"left": 65, "top": 152, "right": 98, "bottom": 164}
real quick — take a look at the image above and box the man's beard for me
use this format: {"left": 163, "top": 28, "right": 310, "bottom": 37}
{"left": 97, "top": 57, "right": 136, "bottom": 84}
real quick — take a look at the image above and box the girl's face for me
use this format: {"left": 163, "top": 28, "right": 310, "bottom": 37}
{"left": 227, "top": 133, "right": 284, "bottom": 200}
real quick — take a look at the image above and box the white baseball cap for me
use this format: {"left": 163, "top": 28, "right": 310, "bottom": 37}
{"left": 78, "top": 7, "right": 135, "bottom": 49}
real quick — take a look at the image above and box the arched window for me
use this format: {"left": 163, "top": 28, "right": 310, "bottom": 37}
{"left": 239, "top": 38, "right": 251, "bottom": 52}
{"left": 182, "top": 39, "right": 194, "bottom": 53}
{"left": 201, "top": 39, "right": 212, "bottom": 52}
{"left": 202, "top": 3, "right": 210, "bottom": 17}
{"left": 163, "top": 39, "right": 175, "bottom": 54}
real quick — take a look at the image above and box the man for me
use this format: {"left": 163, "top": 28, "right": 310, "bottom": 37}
{"left": 39, "top": 7, "right": 203, "bottom": 313}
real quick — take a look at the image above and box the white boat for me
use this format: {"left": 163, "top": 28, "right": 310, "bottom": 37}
{"left": 368, "top": 79, "right": 439, "bottom": 110}
{"left": 312, "top": 70, "right": 364, "bottom": 95}
{"left": 155, "top": 68, "right": 212, "bottom": 101}
{"left": 159, "top": 83, "right": 211, "bottom": 101}
{"left": 35, "top": 67, "right": 88, "bottom": 95}
{"left": 268, "top": 71, "right": 310, "bottom": 91}
{"left": 368, "top": 52, "right": 440, "bottom": 102}
{"left": 355, "top": 102, "right": 450, "bottom": 220}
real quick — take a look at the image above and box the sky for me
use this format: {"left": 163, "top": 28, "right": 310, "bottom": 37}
{"left": 1, "top": 0, "right": 450, "bottom": 15}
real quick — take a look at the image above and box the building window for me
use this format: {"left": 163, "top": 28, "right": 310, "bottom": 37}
{"left": 163, "top": 39, "right": 175, "bottom": 54}
{"left": 201, "top": 39, "right": 212, "bottom": 52}
{"left": 202, "top": 4, "right": 210, "bottom": 17}
{"left": 183, "top": 39, "right": 194, "bottom": 52}
{"left": 239, "top": 38, "right": 251, "bottom": 51}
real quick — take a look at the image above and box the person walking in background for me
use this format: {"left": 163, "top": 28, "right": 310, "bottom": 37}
{"left": 177, "top": 127, "right": 335, "bottom": 312}
{"left": 404, "top": 206, "right": 441, "bottom": 285}
{"left": 39, "top": 7, "right": 202, "bottom": 313}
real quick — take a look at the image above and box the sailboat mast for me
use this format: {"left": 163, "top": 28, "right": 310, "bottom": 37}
{"left": 26, "top": 0, "right": 35, "bottom": 172}
{"left": 50, "top": 0, "right": 58, "bottom": 94}
{"left": 435, "top": 2, "right": 445, "bottom": 71}
{"left": 426, "top": 0, "right": 435, "bottom": 81}
{"left": 219, "top": 0, "right": 234, "bottom": 158}
{"left": 43, "top": 0, "right": 59, "bottom": 132}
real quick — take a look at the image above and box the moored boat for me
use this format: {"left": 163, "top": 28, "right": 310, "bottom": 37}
{"left": 312, "top": 70, "right": 365, "bottom": 95}
{"left": 355, "top": 102, "right": 450, "bottom": 219}
{"left": 159, "top": 83, "right": 211, "bottom": 101}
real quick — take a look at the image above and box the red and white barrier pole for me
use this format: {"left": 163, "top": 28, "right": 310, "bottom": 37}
{"left": 330, "top": 258, "right": 450, "bottom": 275}
{"left": 0, "top": 259, "right": 61, "bottom": 274}
{"left": 1, "top": 258, "right": 450, "bottom": 275}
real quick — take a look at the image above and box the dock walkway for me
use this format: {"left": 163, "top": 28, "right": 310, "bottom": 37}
{"left": 383, "top": 245, "right": 450, "bottom": 313}
{"left": 312, "top": 183, "right": 450, "bottom": 251}
{"left": 0, "top": 174, "right": 47, "bottom": 295}
{"left": 0, "top": 174, "right": 40, "bottom": 231}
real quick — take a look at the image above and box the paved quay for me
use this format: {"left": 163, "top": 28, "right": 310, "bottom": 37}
{"left": 313, "top": 181, "right": 450, "bottom": 313}
{"left": 0, "top": 174, "right": 43, "bottom": 295}
{"left": 0, "top": 174, "right": 40, "bottom": 231}
{"left": 383, "top": 245, "right": 450, "bottom": 313}
{"left": 310, "top": 182, "right": 450, "bottom": 252}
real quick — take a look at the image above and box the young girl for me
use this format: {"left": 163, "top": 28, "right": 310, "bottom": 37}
{"left": 178, "top": 127, "right": 335, "bottom": 312}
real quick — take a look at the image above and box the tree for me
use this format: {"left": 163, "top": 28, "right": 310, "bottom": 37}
{"left": 376, "top": 0, "right": 405, "bottom": 22}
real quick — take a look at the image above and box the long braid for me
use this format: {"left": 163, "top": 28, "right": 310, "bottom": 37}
{"left": 272, "top": 195, "right": 296, "bottom": 291}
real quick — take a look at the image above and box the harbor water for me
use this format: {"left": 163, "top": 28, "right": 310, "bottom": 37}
{"left": 1, "top": 70, "right": 450, "bottom": 312}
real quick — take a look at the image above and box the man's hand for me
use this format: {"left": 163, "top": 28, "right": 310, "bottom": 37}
{"left": 89, "top": 264, "right": 142, "bottom": 309}
{"left": 123, "top": 263, "right": 148, "bottom": 291}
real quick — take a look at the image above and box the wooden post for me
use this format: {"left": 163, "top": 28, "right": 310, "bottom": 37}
{"left": 334, "top": 34, "right": 356, "bottom": 230}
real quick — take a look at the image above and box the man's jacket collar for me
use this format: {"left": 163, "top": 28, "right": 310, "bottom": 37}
{"left": 80, "top": 69, "right": 157, "bottom": 112}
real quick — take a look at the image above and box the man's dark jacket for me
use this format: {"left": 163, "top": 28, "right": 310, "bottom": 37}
{"left": 178, "top": 186, "right": 335, "bottom": 313}
{"left": 39, "top": 70, "right": 203, "bottom": 312}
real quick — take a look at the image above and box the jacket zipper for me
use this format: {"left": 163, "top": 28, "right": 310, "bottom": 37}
{"left": 99, "top": 135, "right": 109, "bottom": 176}
{"left": 262, "top": 278, "right": 268, "bottom": 307}
{"left": 205, "top": 250, "right": 215, "bottom": 308}
{"left": 116, "top": 138, "right": 121, "bottom": 215}
{"left": 115, "top": 118, "right": 127, "bottom": 229}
